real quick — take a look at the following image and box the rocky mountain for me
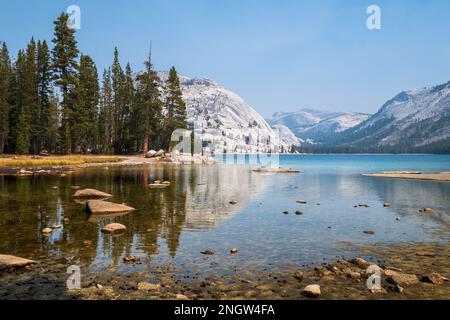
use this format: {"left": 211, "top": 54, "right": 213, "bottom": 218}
{"left": 160, "top": 72, "right": 300, "bottom": 152}
{"left": 267, "top": 109, "right": 370, "bottom": 141}
{"left": 338, "top": 81, "right": 450, "bottom": 149}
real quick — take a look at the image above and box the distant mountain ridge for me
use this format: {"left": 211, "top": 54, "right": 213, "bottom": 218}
{"left": 336, "top": 81, "right": 450, "bottom": 150}
{"left": 267, "top": 109, "right": 370, "bottom": 141}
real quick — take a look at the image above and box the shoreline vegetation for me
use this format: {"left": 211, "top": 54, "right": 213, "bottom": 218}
{"left": 0, "top": 153, "right": 218, "bottom": 174}
{"left": 1, "top": 242, "right": 448, "bottom": 300}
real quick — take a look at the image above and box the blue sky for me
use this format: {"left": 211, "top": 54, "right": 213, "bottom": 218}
{"left": 1, "top": 0, "right": 450, "bottom": 117}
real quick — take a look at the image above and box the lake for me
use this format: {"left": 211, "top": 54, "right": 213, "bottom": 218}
{"left": 0, "top": 154, "right": 449, "bottom": 280}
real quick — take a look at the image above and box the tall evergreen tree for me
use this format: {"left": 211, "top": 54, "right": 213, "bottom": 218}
{"left": 51, "top": 12, "right": 79, "bottom": 154}
{"left": 135, "top": 50, "right": 163, "bottom": 154}
{"left": 12, "top": 39, "right": 39, "bottom": 154}
{"left": 98, "top": 69, "right": 114, "bottom": 154}
{"left": 72, "top": 54, "right": 99, "bottom": 153}
{"left": 122, "top": 63, "right": 135, "bottom": 153}
{"left": 37, "top": 40, "right": 53, "bottom": 153}
{"left": 164, "top": 66, "right": 187, "bottom": 150}
{"left": 0, "top": 42, "right": 12, "bottom": 154}
{"left": 111, "top": 47, "right": 126, "bottom": 153}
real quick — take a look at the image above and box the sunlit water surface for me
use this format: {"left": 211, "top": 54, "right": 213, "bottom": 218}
{"left": 0, "top": 155, "right": 449, "bottom": 278}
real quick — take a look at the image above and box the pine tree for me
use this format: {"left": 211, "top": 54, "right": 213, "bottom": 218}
{"left": 135, "top": 50, "right": 163, "bottom": 154}
{"left": 122, "top": 63, "right": 135, "bottom": 153}
{"left": 12, "top": 39, "right": 39, "bottom": 154}
{"left": 72, "top": 54, "right": 99, "bottom": 153}
{"left": 37, "top": 40, "right": 53, "bottom": 153}
{"left": 0, "top": 42, "right": 12, "bottom": 154}
{"left": 164, "top": 66, "right": 187, "bottom": 150}
{"left": 51, "top": 12, "right": 79, "bottom": 154}
{"left": 98, "top": 69, "right": 114, "bottom": 154}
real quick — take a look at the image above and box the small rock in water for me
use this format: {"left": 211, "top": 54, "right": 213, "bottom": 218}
{"left": 296, "top": 200, "right": 307, "bottom": 204}
{"left": 229, "top": 200, "right": 237, "bottom": 205}
{"left": 303, "top": 284, "right": 321, "bottom": 297}
{"left": 386, "top": 271, "right": 419, "bottom": 287}
{"left": 419, "top": 208, "right": 434, "bottom": 213}
{"left": 352, "top": 257, "right": 372, "bottom": 269}
{"left": 87, "top": 200, "right": 135, "bottom": 214}
{"left": 383, "top": 203, "right": 390, "bottom": 207}
{"left": 295, "top": 211, "right": 303, "bottom": 215}
{"left": 0, "top": 255, "right": 37, "bottom": 269}
{"left": 42, "top": 228, "right": 53, "bottom": 234}
{"left": 415, "top": 251, "right": 437, "bottom": 257}
{"left": 230, "top": 248, "right": 239, "bottom": 254}
{"left": 293, "top": 271, "right": 304, "bottom": 282}
{"left": 370, "top": 287, "right": 387, "bottom": 294}
{"left": 421, "top": 273, "right": 448, "bottom": 285}
{"left": 72, "top": 188, "right": 112, "bottom": 200}
{"left": 123, "top": 255, "right": 140, "bottom": 263}
{"left": 201, "top": 249, "right": 215, "bottom": 255}
{"left": 395, "top": 216, "right": 401, "bottom": 221}
{"left": 138, "top": 282, "right": 161, "bottom": 291}
{"left": 282, "top": 211, "right": 289, "bottom": 215}
{"left": 363, "top": 230, "right": 375, "bottom": 235}
{"left": 101, "top": 223, "right": 127, "bottom": 234}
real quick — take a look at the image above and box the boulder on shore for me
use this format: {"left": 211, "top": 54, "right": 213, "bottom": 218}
{"left": 101, "top": 223, "right": 127, "bottom": 234}
{"left": 73, "top": 188, "right": 112, "bottom": 200}
{"left": 0, "top": 254, "right": 37, "bottom": 269}
{"left": 145, "top": 150, "right": 157, "bottom": 158}
{"left": 385, "top": 270, "right": 419, "bottom": 287}
{"left": 155, "top": 149, "right": 165, "bottom": 157}
{"left": 303, "top": 284, "right": 321, "bottom": 297}
{"left": 86, "top": 200, "right": 135, "bottom": 215}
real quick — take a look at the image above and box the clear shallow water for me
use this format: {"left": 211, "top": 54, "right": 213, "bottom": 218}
{"left": 0, "top": 155, "right": 449, "bottom": 278}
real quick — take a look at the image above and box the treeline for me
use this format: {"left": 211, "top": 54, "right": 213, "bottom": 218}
{"left": 0, "top": 13, "right": 186, "bottom": 155}
{"left": 294, "top": 138, "right": 450, "bottom": 154}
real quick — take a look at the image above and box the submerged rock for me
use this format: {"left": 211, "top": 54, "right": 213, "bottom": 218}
{"left": 303, "top": 284, "right": 321, "bottom": 297}
{"left": 123, "top": 255, "right": 140, "bottom": 263}
{"left": 352, "top": 257, "right": 372, "bottom": 269}
{"left": 0, "top": 254, "right": 37, "bottom": 269}
{"left": 383, "top": 203, "right": 390, "bottom": 207}
{"left": 421, "top": 273, "right": 448, "bottom": 285}
{"left": 201, "top": 249, "right": 215, "bottom": 255}
{"left": 363, "top": 230, "right": 375, "bottom": 235}
{"left": 293, "top": 271, "right": 304, "bottom": 282}
{"left": 295, "top": 210, "right": 303, "bottom": 215}
{"left": 86, "top": 200, "right": 135, "bottom": 215}
{"left": 419, "top": 208, "right": 434, "bottom": 213}
{"left": 73, "top": 188, "right": 112, "bottom": 200}
{"left": 101, "top": 223, "right": 127, "bottom": 234}
{"left": 229, "top": 200, "right": 237, "bottom": 205}
{"left": 230, "top": 248, "right": 239, "bottom": 254}
{"left": 138, "top": 282, "right": 161, "bottom": 291}
{"left": 42, "top": 228, "right": 53, "bottom": 234}
{"left": 296, "top": 200, "right": 307, "bottom": 204}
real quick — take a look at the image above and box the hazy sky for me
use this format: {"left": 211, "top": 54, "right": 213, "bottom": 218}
{"left": 1, "top": 0, "right": 450, "bottom": 117}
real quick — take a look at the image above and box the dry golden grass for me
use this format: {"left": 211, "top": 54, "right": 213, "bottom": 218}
{"left": 0, "top": 155, "right": 123, "bottom": 168}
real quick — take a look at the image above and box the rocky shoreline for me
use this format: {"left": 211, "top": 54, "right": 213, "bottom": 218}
{"left": 1, "top": 242, "right": 448, "bottom": 300}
